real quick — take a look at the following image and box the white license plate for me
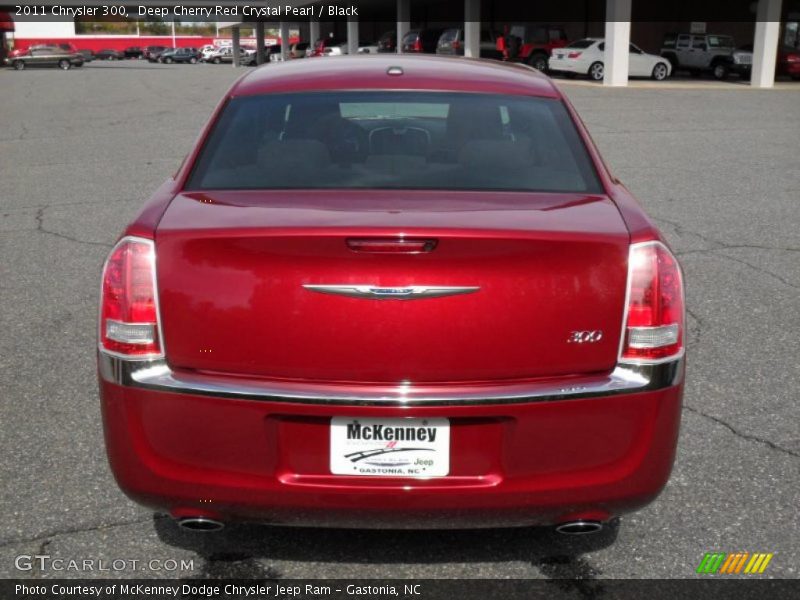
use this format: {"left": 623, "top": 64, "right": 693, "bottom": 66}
{"left": 330, "top": 417, "right": 450, "bottom": 477}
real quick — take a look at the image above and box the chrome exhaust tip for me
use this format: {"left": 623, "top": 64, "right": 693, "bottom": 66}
{"left": 555, "top": 520, "right": 603, "bottom": 535}
{"left": 176, "top": 517, "right": 225, "bottom": 532}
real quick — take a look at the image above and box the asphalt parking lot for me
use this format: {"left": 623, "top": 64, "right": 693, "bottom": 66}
{"left": 0, "top": 60, "right": 798, "bottom": 581}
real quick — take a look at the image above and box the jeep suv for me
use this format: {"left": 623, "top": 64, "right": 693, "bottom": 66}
{"left": 661, "top": 33, "right": 738, "bottom": 79}
{"left": 498, "top": 24, "right": 569, "bottom": 71}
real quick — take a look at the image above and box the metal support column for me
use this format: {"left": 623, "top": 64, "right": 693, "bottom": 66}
{"left": 280, "top": 21, "right": 290, "bottom": 61}
{"left": 347, "top": 18, "right": 359, "bottom": 55}
{"left": 397, "top": 0, "right": 410, "bottom": 53}
{"left": 255, "top": 21, "right": 265, "bottom": 65}
{"left": 464, "top": 0, "right": 480, "bottom": 58}
{"left": 231, "top": 26, "right": 240, "bottom": 68}
{"left": 752, "top": 0, "right": 783, "bottom": 87}
{"left": 603, "top": 0, "right": 631, "bottom": 86}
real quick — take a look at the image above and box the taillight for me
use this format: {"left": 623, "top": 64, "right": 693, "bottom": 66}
{"left": 413, "top": 39, "right": 422, "bottom": 52}
{"left": 99, "top": 237, "right": 162, "bottom": 357}
{"left": 786, "top": 54, "right": 800, "bottom": 63}
{"left": 620, "top": 241, "right": 684, "bottom": 362}
{"left": 567, "top": 51, "right": 582, "bottom": 59}
{"left": 452, "top": 40, "right": 461, "bottom": 50}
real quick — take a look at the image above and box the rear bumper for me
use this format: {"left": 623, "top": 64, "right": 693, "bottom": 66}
{"left": 99, "top": 353, "right": 683, "bottom": 528}
{"left": 547, "top": 58, "right": 586, "bottom": 74}
{"left": 782, "top": 62, "right": 800, "bottom": 76}
{"left": 730, "top": 63, "right": 752, "bottom": 75}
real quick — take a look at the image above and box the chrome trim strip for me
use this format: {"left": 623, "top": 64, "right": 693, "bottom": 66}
{"left": 303, "top": 284, "right": 480, "bottom": 300}
{"left": 98, "top": 352, "right": 683, "bottom": 407}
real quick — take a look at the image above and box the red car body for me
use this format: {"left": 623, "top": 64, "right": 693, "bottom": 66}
{"left": 778, "top": 46, "right": 800, "bottom": 79}
{"left": 98, "top": 56, "right": 685, "bottom": 532}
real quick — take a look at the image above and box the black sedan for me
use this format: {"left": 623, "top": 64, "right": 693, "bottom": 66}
{"left": 123, "top": 46, "right": 144, "bottom": 59}
{"left": 6, "top": 47, "right": 84, "bottom": 70}
{"left": 96, "top": 49, "right": 125, "bottom": 61}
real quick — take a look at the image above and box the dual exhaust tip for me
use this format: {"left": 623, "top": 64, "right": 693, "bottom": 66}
{"left": 555, "top": 520, "right": 604, "bottom": 535}
{"left": 176, "top": 517, "right": 225, "bottom": 532}
{"left": 174, "top": 516, "right": 602, "bottom": 535}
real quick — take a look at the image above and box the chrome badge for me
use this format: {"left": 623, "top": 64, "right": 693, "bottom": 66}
{"left": 568, "top": 330, "right": 604, "bottom": 344}
{"left": 303, "top": 284, "right": 480, "bottom": 300}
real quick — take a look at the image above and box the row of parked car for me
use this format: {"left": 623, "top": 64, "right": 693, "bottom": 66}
{"left": 6, "top": 29, "right": 800, "bottom": 81}
{"left": 304, "top": 25, "right": 567, "bottom": 71}
{"left": 237, "top": 27, "right": 799, "bottom": 82}
{"left": 547, "top": 33, "right": 800, "bottom": 81}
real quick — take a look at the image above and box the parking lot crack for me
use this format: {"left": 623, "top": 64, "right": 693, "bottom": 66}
{"left": 713, "top": 250, "right": 799, "bottom": 290}
{"left": 654, "top": 217, "right": 800, "bottom": 255}
{"left": 35, "top": 206, "right": 113, "bottom": 248}
{"left": 653, "top": 216, "right": 725, "bottom": 251}
{"left": 683, "top": 404, "right": 800, "bottom": 459}
{"left": 685, "top": 307, "right": 704, "bottom": 349}
{"left": 32, "top": 539, "right": 52, "bottom": 577}
{"left": 0, "top": 515, "right": 164, "bottom": 550}
{"left": 677, "top": 246, "right": 800, "bottom": 290}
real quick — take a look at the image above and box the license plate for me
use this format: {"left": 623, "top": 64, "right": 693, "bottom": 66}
{"left": 330, "top": 417, "right": 450, "bottom": 477}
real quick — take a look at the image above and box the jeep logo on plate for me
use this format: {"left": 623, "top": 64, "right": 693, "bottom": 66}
{"left": 568, "top": 330, "right": 604, "bottom": 344}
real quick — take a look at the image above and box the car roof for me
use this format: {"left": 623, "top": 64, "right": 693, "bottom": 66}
{"left": 231, "top": 55, "right": 560, "bottom": 99}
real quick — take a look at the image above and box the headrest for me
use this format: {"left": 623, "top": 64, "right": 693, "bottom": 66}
{"left": 458, "top": 139, "right": 532, "bottom": 171}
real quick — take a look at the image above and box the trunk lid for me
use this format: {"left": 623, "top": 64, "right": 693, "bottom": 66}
{"left": 156, "top": 190, "right": 629, "bottom": 383}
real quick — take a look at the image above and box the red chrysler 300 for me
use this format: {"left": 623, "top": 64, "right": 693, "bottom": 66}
{"left": 98, "top": 55, "right": 684, "bottom": 534}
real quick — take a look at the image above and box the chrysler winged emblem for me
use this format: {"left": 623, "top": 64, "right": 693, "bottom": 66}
{"left": 303, "top": 284, "right": 480, "bottom": 300}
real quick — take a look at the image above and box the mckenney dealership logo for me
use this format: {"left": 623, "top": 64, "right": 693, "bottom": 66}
{"left": 345, "top": 421, "right": 436, "bottom": 467}
{"left": 330, "top": 417, "right": 449, "bottom": 477}
{"left": 696, "top": 552, "right": 774, "bottom": 574}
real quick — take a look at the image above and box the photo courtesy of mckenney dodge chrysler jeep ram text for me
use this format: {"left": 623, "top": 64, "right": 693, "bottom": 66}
{"left": 97, "top": 55, "right": 685, "bottom": 534}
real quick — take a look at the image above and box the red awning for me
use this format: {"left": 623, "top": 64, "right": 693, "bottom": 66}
{"left": 0, "top": 11, "right": 14, "bottom": 32}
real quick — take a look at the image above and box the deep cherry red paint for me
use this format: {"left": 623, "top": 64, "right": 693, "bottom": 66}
{"left": 100, "top": 55, "right": 683, "bottom": 528}
{"left": 101, "top": 379, "right": 682, "bottom": 528}
{"left": 155, "top": 191, "right": 628, "bottom": 382}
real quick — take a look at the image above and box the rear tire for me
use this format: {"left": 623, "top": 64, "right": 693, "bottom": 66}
{"left": 589, "top": 61, "right": 604, "bottom": 81}
{"left": 213, "top": 57, "right": 221, "bottom": 64}
{"left": 12, "top": 60, "right": 24, "bottom": 70}
{"left": 165, "top": 57, "right": 173, "bottom": 64}
{"left": 651, "top": 62, "right": 669, "bottom": 81}
{"left": 528, "top": 53, "right": 548, "bottom": 72}
{"left": 190, "top": 57, "right": 197, "bottom": 64}
{"left": 58, "top": 59, "right": 71, "bottom": 70}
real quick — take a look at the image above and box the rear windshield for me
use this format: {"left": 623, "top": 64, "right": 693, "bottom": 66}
{"left": 708, "top": 35, "right": 734, "bottom": 48}
{"left": 439, "top": 29, "right": 460, "bottom": 43}
{"left": 566, "top": 39, "right": 596, "bottom": 49}
{"left": 186, "top": 91, "right": 602, "bottom": 194}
